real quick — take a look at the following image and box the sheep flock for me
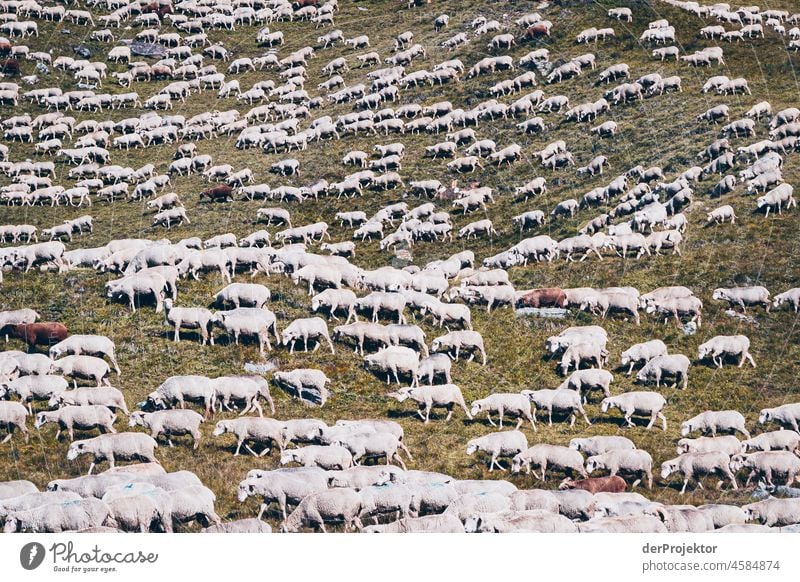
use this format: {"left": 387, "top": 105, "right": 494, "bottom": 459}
{"left": 2, "top": 0, "right": 800, "bottom": 533}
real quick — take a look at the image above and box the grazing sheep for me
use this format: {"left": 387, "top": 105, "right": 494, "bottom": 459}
{"left": 559, "top": 342, "right": 608, "bottom": 375}
{"left": 558, "top": 369, "right": 614, "bottom": 402}
{"left": 470, "top": 393, "right": 536, "bottom": 430}
{"left": 661, "top": 452, "right": 738, "bottom": 494}
{"left": 759, "top": 403, "right": 800, "bottom": 431}
{"left": 66, "top": 433, "right": 159, "bottom": 474}
{"left": 676, "top": 436, "right": 741, "bottom": 457}
{"left": 51, "top": 355, "right": 112, "bottom": 388}
{"left": 1, "top": 375, "right": 69, "bottom": 414}
{"left": 742, "top": 498, "right": 800, "bottom": 527}
{"left": 49, "top": 387, "right": 129, "bottom": 416}
{"left": 273, "top": 369, "right": 331, "bottom": 406}
{"left": 586, "top": 449, "right": 654, "bottom": 489}
{"left": 281, "top": 488, "right": 363, "bottom": 533}
{"left": 163, "top": 299, "right": 215, "bottom": 345}
{"left": 712, "top": 286, "right": 771, "bottom": 312}
{"left": 147, "top": 375, "right": 215, "bottom": 419}
{"left": 212, "top": 376, "right": 275, "bottom": 417}
{"left": 281, "top": 317, "right": 335, "bottom": 354}
{"left": 635, "top": 354, "right": 690, "bottom": 390}
{"left": 522, "top": 389, "right": 592, "bottom": 427}
{"left": 698, "top": 335, "right": 756, "bottom": 368}
{"left": 238, "top": 467, "right": 329, "bottom": 520}
{"left": 466, "top": 430, "right": 528, "bottom": 471}
{"left": 214, "top": 283, "right": 271, "bottom": 309}
{"left": 4, "top": 497, "right": 111, "bottom": 533}
{"left": 512, "top": 444, "right": 588, "bottom": 480}
{"left": 35, "top": 405, "right": 116, "bottom": 441}
{"left": 601, "top": 392, "right": 668, "bottom": 430}
{"left": 681, "top": 411, "right": 750, "bottom": 439}
{"left": 49, "top": 335, "right": 120, "bottom": 376}
{"left": 333, "top": 432, "right": 408, "bottom": 470}
{"left": 0, "top": 401, "right": 29, "bottom": 444}
{"left": 364, "top": 346, "right": 419, "bottom": 385}
{"left": 389, "top": 384, "right": 471, "bottom": 423}
{"left": 213, "top": 417, "right": 287, "bottom": 457}
{"left": 569, "top": 436, "right": 636, "bottom": 456}
{"left": 732, "top": 451, "right": 800, "bottom": 487}
{"left": 281, "top": 445, "right": 353, "bottom": 471}
{"left": 619, "top": 340, "right": 668, "bottom": 375}
{"left": 773, "top": 288, "right": 800, "bottom": 313}
{"left": 129, "top": 410, "right": 203, "bottom": 449}
{"left": 741, "top": 431, "right": 800, "bottom": 453}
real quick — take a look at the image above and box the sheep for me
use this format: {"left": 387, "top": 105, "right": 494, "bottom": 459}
{"left": 521, "top": 389, "right": 589, "bottom": 428}
{"left": 281, "top": 317, "right": 335, "bottom": 354}
{"left": 742, "top": 431, "right": 800, "bottom": 453}
{"left": 742, "top": 498, "right": 800, "bottom": 527}
{"left": 35, "top": 405, "right": 116, "bottom": 441}
{"left": 635, "top": 354, "right": 690, "bottom": 390}
{"left": 213, "top": 308, "right": 279, "bottom": 354}
{"left": 619, "top": 340, "right": 668, "bottom": 376}
{"left": 0, "top": 480, "right": 37, "bottom": 500}
{"left": 163, "top": 299, "right": 215, "bottom": 346}
{"left": 661, "top": 452, "right": 738, "bottom": 494}
{"left": 773, "top": 288, "right": 800, "bottom": 313}
{"left": 364, "top": 346, "right": 419, "bottom": 386}
{"left": 4, "top": 497, "right": 111, "bottom": 533}
{"left": 213, "top": 283, "right": 271, "bottom": 309}
{"left": 147, "top": 375, "right": 215, "bottom": 419}
{"left": 105, "top": 272, "right": 166, "bottom": 313}
{"left": 238, "top": 468, "right": 329, "bottom": 520}
{"left": 281, "top": 488, "right": 363, "bottom": 532}
{"left": 712, "top": 286, "right": 771, "bottom": 312}
{"left": 51, "top": 355, "right": 112, "bottom": 388}
{"left": 332, "top": 322, "right": 391, "bottom": 355}
{"left": 558, "top": 369, "right": 613, "bottom": 402}
{"left": 312, "top": 289, "right": 358, "bottom": 324}
{"left": 470, "top": 393, "right": 536, "bottom": 430}
{"left": 706, "top": 204, "right": 736, "bottom": 224}
{"left": 281, "top": 445, "right": 353, "bottom": 471}
{"left": 49, "top": 387, "right": 129, "bottom": 416}
{"left": 0, "top": 401, "right": 29, "bottom": 443}
{"left": 698, "top": 335, "right": 756, "bottom": 368}
{"left": 273, "top": 369, "right": 331, "bottom": 406}
{"left": 545, "top": 325, "right": 608, "bottom": 354}
{"left": 586, "top": 450, "right": 654, "bottom": 489}
{"left": 66, "top": 433, "right": 159, "bottom": 474}
{"left": 129, "top": 410, "right": 203, "bottom": 449}
{"left": 212, "top": 376, "right": 275, "bottom": 417}
{"left": 559, "top": 342, "right": 608, "bottom": 375}
{"left": 512, "top": 444, "right": 588, "bottom": 480}
{"left": 48, "top": 335, "right": 120, "bottom": 376}
{"left": 430, "top": 330, "right": 486, "bottom": 365}
{"left": 1, "top": 375, "right": 68, "bottom": 414}
{"left": 389, "top": 384, "right": 471, "bottom": 423}
{"left": 601, "top": 392, "right": 668, "bottom": 431}
{"left": 732, "top": 452, "right": 800, "bottom": 487}
{"left": 759, "top": 403, "right": 800, "bottom": 431}
{"left": 414, "top": 353, "right": 453, "bottom": 386}
{"left": 677, "top": 436, "right": 742, "bottom": 457}
{"left": 333, "top": 432, "right": 408, "bottom": 470}
{"left": 569, "top": 436, "right": 636, "bottom": 456}
{"left": 466, "top": 430, "right": 528, "bottom": 472}
{"left": 213, "top": 417, "right": 287, "bottom": 457}
{"left": 681, "top": 411, "right": 750, "bottom": 439}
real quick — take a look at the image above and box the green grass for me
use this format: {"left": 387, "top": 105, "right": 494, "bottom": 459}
{"left": 2, "top": 0, "right": 800, "bottom": 530}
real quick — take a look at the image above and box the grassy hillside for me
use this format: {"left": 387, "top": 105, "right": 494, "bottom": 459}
{"left": 2, "top": 0, "right": 800, "bottom": 529}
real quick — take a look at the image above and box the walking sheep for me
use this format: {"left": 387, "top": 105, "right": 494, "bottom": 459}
{"left": 66, "top": 433, "right": 160, "bottom": 474}
{"left": 601, "top": 392, "right": 668, "bottom": 430}
{"left": 466, "top": 430, "right": 528, "bottom": 471}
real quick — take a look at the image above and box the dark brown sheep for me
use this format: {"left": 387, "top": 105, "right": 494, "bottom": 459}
{"left": 559, "top": 476, "right": 628, "bottom": 493}
{"left": 9, "top": 322, "right": 69, "bottom": 349}
{"left": 517, "top": 288, "right": 567, "bottom": 308}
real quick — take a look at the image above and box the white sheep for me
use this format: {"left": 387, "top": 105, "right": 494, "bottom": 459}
{"left": 741, "top": 430, "right": 800, "bottom": 453}
{"left": 66, "top": 433, "right": 160, "bottom": 474}
{"left": 712, "top": 286, "right": 771, "bottom": 312}
{"left": 280, "top": 445, "right": 353, "bottom": 471}
{"left": 0, "top": 401, "right": 29, "bottom": 443}
{"left": 759, "top": 403, "right": 800, "bottom": 431}
{"left": 773, "top": 288, "right": 800, "bottom": 313}
{"left": 661, "top": 452, "right": 738, "bottom": 493}
{"left": 569, "top": 435, "right": 636, "bottom": 456}
{"left": 414, "top": 353, "right": 453, "bottom": 385}
{"left": 557, "top": 369, "right": 613, "bottom": 402}
{"left": 4, "top": 497, "right": 110, "bottom": 533}
{"left": 430, "top": 330, "right": 487, "bottom": 365}
{"left": 238, "top": 467, "right": 329, "bottom": 520}
{"left": 35, "top": 405, "right": 116, "bottom": 441}
{"left": 732, "top": 451, "right": 800, "bottom": 487}
{"left": 129, "top": 410, "right": 203, "bottom": 449}
{"left": 586, "top": 449, "right": 654, "bottom": 489}
{"left": 389, "top": 384, "right": 471, "bottom": 423}
{"left": 49, "top": 387, "right": 129, "bottom": 415}
{"left": 601, "top": 391, "right": 668, "bottom": 430}
{"left": 619, "top": 339, "right": 668, "bottom": 375}
{"left": 364, "top": 346, "right": 419, "bottom": 385}
{"left": 333, "top": 432, "right": 408, "bottom": 470}
{"left": 214, "top": 283, "right": 271, "bottom": 308}
{"left": 213, "top": 308, "right": 279, "bottom": 354}
{"left": 51, "top": 355, "right": 112, "bottom": 387}
{"left": 213, "top": 417, "right": 287, "bottom": 456}
{"left": 466, "top": 430, "right": 529, "bottom": 471}
{"left": 163, "top": 299, "right": 215, "bottom": 345}
{"left": 1, "top": 374, "right": 68, "bottom": 414}
{"left": 273, "top": 369, "right": 331, "bottom": 406}
{"left": 522, "top": 389, "right": 591, "bottom": 427}
{"left": 511, "top": 444, "right": 588, "bottom": 480}
{"left": 742, "top": 498, "right": 800, "bottom": 527}
{"left": 681, "top": 410, "right": 750, "bottom": 438}
{"left": 147, "top": 375, "right": 215, "bottom": 418}
{"left": 312, "top": 288, "right": 358, "bottom": 323}
{"left": 212, "top": 375, "right": 275, "bottom": 417}
{"left": 698, "top": 335, "right": 756, "bottom": 368}
{"left": 470, "top": 393, "right": 536, "bottom": 430}
{"left": 281, "top": 317, "right": 335, "bottom": 354}
{"left": 281, "top": 488, "right": 363, "bottom": 532}
{"left": 559, "top": 342, "right": 608, "bottom": 375}
{"left": 635, "top": 354, "right": 690, "bottom": 389}
{"left": 676, "top": 435, "right": 741, "bottom": 456}
{"left": 48, "top": 335, "right": 120, "bottom": 376}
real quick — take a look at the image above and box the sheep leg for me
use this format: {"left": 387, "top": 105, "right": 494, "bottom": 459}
{"left": 680, "top": 478, "right": 690, "bottom": 494}
{"left": 486, "top": 412, "right": 497, "bottom": 427}
{"left": 625, "top": 413, "right": 636, "bottom": 428}
{"left": 234, "top": 439, "right": 244, "bottom": 456}
{"left": 244, "top": 443, "right": 260, "bottom": 457}
{"left": 398, "top": 440, "right": 414, "bottom": 461}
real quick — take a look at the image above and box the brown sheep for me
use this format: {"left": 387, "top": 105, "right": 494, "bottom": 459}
{"left": 9, "top": 323, "right": 69, "bottom": 349}
{"left": 558, "top": 476, "right": 628, "bottom": 493}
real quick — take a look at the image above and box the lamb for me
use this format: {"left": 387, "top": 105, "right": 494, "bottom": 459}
{"left": 466, "top": 430, "right": 528, "bottom": 471}
{"left": 773, "top": 288, "right": 800, "bottom": 313}
{"left": 470, "top": 393, "right": 536, "bottom": 430}
{"left": 512, "top": 444, "right": 588, "bottom": 480}
{"left": 742, "top": 498, "right": 800, "bottom": 527}
{"left": 741, "top": 431, "right": 800, "bottom": 453}
{"left": 430, "top": 330, "right": 486, "bottom": 365}
{"left": 619, "top": 340, "right": 668, "bottom": 375}
{"left": 676, "top": 436, "right": 742, "bottom": 457}
{"left": 281, "top": 317, "right": 335, "bottom": 354}
{"left": 559, "top": 342, "right": 608, "bottom": 375}
{"left": 557, "top": 369, "right": 614, "bottom": 401}
{"left": 312, "top": 289, "right": 358, "bottom": 324}
{"left": 66, "top": 433, "right": 159, "bottom": 474}
{"left": 712, "top": 286, "right": 771, "bottom": 312}
{"left": 1, "top": 375, "right": 68, "bottom": 414}
{"left": 273, "top": 369, "right": 331, "bottom": 406}
{"left": 698, "top": 335, "right": 756, "bottom": 368}
{"left": 4, "top": 497, "right": 111, "bottom": 533}
{"left": 364, "top": 346, "right": 419, "bottom": 386}
{"left": 238, "top": 467, "right": 329, "bottom": 519}
{"left": 163, "top": 299, "right": 215, "bottom": 345}
{"left": 759, "top": 403, "right": 800, "bottom": 432}
{"left": 213, "top": 283, "right": 271, "bottom": 309}
{"left": 522, "top": 389, "right": 591, "bottom": 427}
{"left": 212, "top": 376, "right": 275, "bottom": 417}
{"left": 601, "top": 392, "right": 668, "bottom": 431}
{"left": 569, "top": 436, "right": 636, "bottom": 456}
{"left": 147, "top": 376, "right": 216, "bottom": 419}
{"left": 213, "top": 417, "right": 287, "bottom": 457}
{"left": 51, "top": 355, "right": 112, "bottom": 388}
{"left": 281, "top": 445, "right": 354, "bottom": 471}
{"left": 635, "top": 354, "right": 690, "bottom": 390}
{"left": 0, "top": 401, "right": 28, "bottom": 443}
{"left": 661, "top": 452, "right": 738, "bottom": 494}
{"left": 281, "top": 488, "right": 363, "bottom": 532}
{"left": 389, "top": 384, "right": 471, "bottom": 423}
{"left": 681, "top": 411, "right": 750, "bottom": 439}
{"left": 129, "top": 410, "right": 203, "bottom": 449}
{"left": 732, "top": 451, "right": 800, "bottom": 487}
{"left": 49, "top": 387, "right": 129, "bottom": 416}
{"left": 35, "top": 405, "right": 116, "bottom": 441}
{"left": 48, "top": 335, "right": 121, "bottom": 376}
{"left": 586, "top": 450, "right": 654, "bottom": 489}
